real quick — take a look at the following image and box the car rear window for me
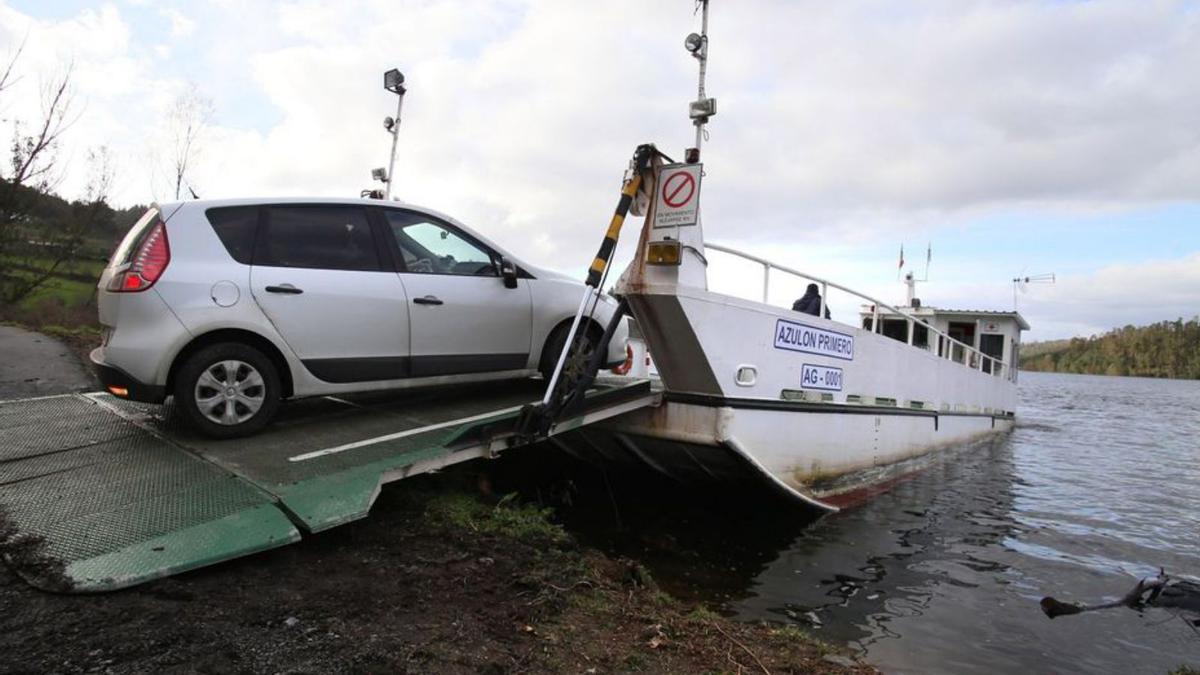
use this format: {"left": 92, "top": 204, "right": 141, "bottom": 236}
{"left": 257, "top": 206, "right": 380, "bottom": 272}
{"left": 206, "top": 206, "right": 258, "bottom": 264}
{"left": 109, "top": 208, "right": 160, "bottom": 267}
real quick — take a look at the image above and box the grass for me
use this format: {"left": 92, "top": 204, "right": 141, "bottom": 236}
{"left": 20, "top": 276, "right": 95, "bottom": 308}
{"left": 3, "top": 266, "right": 97, "bottom": 310}
{"left": 768, "top": 623, "right": 836, "bottom": 656}
{"left": 423, "top": 491, "right": 568, "bottom": 544}
{"left": 1, "top": 254, "right": 105, "bottom": 280}
{"left": 686, "top": 606, "right": 722, "bottom": 623}
{"left": 39, "top": 324, "right": 102, "bottom": 339}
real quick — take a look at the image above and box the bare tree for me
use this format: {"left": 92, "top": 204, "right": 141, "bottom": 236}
{"left": 167, "top": 83, "right": 213, "bottom": 199}
{"left": 0, "top": 45, "right": 112, "bottom": 307}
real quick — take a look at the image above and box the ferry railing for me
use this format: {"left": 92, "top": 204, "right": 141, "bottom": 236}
{"left": 704, "top": 243, "right": 1012, "bottom": 382}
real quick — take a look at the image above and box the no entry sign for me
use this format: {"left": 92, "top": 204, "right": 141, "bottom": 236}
{"left": 653, "top": 163, "right": 702, "bottom": 228}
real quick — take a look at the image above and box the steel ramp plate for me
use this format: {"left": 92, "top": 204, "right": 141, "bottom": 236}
{"left": 92, "top": 379, "right": 653, "bottom": 533}
{"left": 0, "top": 378, "right": 654, "bottom": 592}
{"left": 0, "top": 395, "right": 300, "bottom": 593}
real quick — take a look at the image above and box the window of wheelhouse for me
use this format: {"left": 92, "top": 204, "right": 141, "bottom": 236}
{"left": 980, "top": 333, "right": 1004, "bottom": 375}
{"left": 881, "top": 318, "right": 907, "bottom": 343}
{"left": 947, "top": 321, "right": 975, "bottom": 363}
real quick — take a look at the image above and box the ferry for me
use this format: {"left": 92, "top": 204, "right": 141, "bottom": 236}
{"left": 552, "top": 0, "right": 1027, "bottom": 511}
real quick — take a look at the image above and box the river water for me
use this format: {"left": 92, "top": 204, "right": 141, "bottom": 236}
{"left": 501, "top": 371, "right": 1200, "bottom": 674}
{"left": 723, "top": 371, "right": 1200, "bottom": 674}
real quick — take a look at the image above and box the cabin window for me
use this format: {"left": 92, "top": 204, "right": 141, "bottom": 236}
{"left": 913, "top": 322, "right": 930, "bottom": 349}
{"left": 881, "top": 318, "right": 908, "bottom": 343}
{"left": 980, "top": 334, "right": 1004, "bottom": 374}
{"left": 947, "top": 321, "right": 975, "bottom": 363}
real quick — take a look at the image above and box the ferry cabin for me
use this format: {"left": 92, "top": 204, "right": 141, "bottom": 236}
{"left": 858, "top": 302, "right": 1030, "bottom": 381}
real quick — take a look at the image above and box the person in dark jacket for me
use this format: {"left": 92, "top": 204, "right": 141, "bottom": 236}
{"left": 792, "top": 283, "right": 830, "bottom": 319}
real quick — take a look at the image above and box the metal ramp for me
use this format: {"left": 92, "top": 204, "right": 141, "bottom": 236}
{"left": 0, "top": 379, "right": 654, "bottom": 593}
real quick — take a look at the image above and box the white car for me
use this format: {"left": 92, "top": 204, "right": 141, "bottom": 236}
{"left": 91, "top": 197, "right": 627, "bottom": 437}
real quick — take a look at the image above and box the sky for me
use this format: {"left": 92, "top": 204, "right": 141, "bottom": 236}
{"left": 1, "top": 0, "right": 1198, "bottom": 341}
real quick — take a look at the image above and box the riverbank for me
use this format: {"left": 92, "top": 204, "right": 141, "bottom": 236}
{"left": 0, "top": 476, "right": 871, "bottom": 673}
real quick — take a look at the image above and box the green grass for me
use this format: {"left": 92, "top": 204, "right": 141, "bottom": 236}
{"left": 768, "top": 623, "right": 835, "bottom": 655}
{"left": 424, "top": 491, "right": 568, "bottom": 543}
{"left": 40, "top": 324, "right": 102, "bottom": 338}
{"left": 686, "top": 606, "right": 722, "bottom": 623}
{"left": 1, "top": 255, "right": 105, "bottom": 279}
{"left": 18, "top": 274, "right": 95, "bottom": 309}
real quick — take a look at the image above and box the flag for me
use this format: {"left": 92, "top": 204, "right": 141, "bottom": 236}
{"left": 926, "top": 242, "right": 932, "bottom": 264}
{"left": 898, "top": 244, "right": 905, "bottom": 270}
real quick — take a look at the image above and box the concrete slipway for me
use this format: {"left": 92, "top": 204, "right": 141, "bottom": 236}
{"left": 0, "top": 379, "right": 655, "bottom": 593}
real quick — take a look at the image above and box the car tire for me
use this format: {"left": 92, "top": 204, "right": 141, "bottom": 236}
{"left": 173, "top": 342, "right": 282, "bottom": 439}
{"left": 540, "top": 324, "right": 602, "bottom": 392}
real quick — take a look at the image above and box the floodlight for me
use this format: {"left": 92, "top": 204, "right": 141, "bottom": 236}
{"left": 384, "top": 68, "right": 406, "bottom": 94}
{"left": 371, "top": 167, "right": 388, "bottom": 182}
{"left": 384, "top": 116, "right": 395, "bottom": 131}
{"left": 684, "top": 33, "right": 703, "bottom": 53}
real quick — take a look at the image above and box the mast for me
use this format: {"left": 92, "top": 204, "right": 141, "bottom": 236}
{"left": 686, "top": 0, "right": 716, "bottom": 163}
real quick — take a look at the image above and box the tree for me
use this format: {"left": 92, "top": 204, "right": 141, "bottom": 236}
{"left": 0, "top": 41, "right": 98, "bottom": 305}
{"left": 166, "top": 83, "right": 214, "bottom": 199}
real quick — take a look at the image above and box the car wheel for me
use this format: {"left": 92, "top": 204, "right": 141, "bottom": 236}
{"left": 173, "top": 342, "right": 282, "bottom": 439}
{"left": 540, "top": 324, "right": 601, "bottom": 393}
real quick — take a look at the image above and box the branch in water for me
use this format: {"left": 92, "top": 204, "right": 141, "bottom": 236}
{"left": 1040, "top": 569, "right": 1200, "bottom": 620}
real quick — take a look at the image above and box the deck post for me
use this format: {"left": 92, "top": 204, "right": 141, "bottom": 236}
{"left": 819, "top": 282, "right": 827, "bottom": 319}
{"left": 762, "top": 263, "right": 770, "bottom": 303}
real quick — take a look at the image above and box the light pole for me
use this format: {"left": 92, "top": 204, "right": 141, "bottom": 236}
{"left": 382, "top": 68, "right": 407, "bottom": 199}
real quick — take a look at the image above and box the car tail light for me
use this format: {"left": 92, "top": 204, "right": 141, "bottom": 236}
{"left": 108, "top": 221, "right": 170, "bottom": 292}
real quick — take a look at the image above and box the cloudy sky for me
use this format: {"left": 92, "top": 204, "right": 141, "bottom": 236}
{"left": 2, "top": 0, "right": 1198, "bottom": 340}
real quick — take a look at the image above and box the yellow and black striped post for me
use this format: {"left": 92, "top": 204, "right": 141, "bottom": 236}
{"left": 585, "top": 144, "right": 654, "bottom": 288}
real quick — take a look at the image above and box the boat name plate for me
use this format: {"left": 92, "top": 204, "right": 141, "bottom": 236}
{"left": 774, "top": 318, "right": 855, "bottom": 360}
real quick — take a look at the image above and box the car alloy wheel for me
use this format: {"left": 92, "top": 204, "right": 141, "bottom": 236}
{"left": 193, "top": 359, "right": 266, "bottom": 426}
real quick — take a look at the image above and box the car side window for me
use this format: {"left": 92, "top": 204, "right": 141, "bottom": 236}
{"left": 257, "top": 206, "right": 380, "bottom": 272}
{"left": 383, "top": 210, "right": 497, "bottom": 276}
{"left": 206, "top": 206, "right": 258, "bottom": 264}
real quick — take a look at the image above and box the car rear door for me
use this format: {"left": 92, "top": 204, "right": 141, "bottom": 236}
{"left": 379, "top": 208, "right": 533, "bottom": 377}
{"left": 249, "top": 204, "right": 411, "bottom": 383}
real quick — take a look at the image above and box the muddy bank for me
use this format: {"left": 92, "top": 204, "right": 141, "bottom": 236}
{"left": 0, "top": 469, "right": 871, "bottom": 674}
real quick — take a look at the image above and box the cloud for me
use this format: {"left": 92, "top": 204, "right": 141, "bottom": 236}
{"left": 1, "top": 0, "right": 1198, "bottom": 339}
{"left": 159, "top": 8, "right": 195, "bottom": 38}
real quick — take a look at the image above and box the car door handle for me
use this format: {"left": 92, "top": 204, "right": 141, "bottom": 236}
{"left": 413, "top": 295, "right": 443, "bottom": 306}
{"left": 265, "top": 284, "right": 303, "bottom": 295}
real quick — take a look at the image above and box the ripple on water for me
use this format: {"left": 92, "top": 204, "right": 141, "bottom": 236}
{"left": 723, "top": 372, "right": 1200, "bottom": 674}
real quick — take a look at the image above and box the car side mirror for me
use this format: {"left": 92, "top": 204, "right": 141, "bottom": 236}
{"left": 500, "top": 258, "right": 518, "bottom": 289}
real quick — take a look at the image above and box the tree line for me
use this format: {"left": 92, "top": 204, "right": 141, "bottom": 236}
{"left": 1021, "top": 318, "right": 1200, "bottom": 379}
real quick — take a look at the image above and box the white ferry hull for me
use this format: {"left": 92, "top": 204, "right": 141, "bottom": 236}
{"left": 592, "top": 287, "right": 1018, "bottom": 510}
{"left": 574, "top": 398, "right": 1011, "bottom": 510}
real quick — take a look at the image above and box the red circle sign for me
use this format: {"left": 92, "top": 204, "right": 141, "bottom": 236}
{"left": 662, "top": 171, "right": 696, "bottom": 208}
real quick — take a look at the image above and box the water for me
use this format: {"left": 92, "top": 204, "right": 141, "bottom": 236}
{"left": 725, "top": 371, "right": 1200, "bottom": 674}
{"left": 495, "top": 371, "right": 1200, "bottom": 673}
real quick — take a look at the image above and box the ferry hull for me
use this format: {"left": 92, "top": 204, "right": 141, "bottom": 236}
{"left": 568, "top": 398, "right": 1012, "bottom": 510}
{"left": 598, "top": 288, "right": 1018, "bottom": 511}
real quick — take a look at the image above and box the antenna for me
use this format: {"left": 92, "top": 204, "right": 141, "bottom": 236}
{"left": 899, "top": 243, "right": 932, "bottom": 306}
{"left": 684, "top": 0, "right": 716, "bottom": 163}
{"left": 1012, "top": 272, "right": 1055, "bottom": 311}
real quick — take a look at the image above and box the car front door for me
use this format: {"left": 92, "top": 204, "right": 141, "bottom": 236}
{"left": 250, "top": 204, "right": 410, "bottom": 383}
{"left": 380, "top": 209, "right": 533, "bottom": 377}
